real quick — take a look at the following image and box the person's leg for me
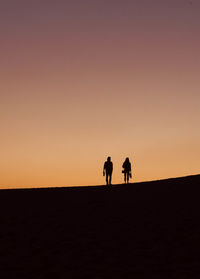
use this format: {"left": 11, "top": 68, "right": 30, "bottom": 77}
{"left": 124, "top": 173, "right": 126, "bottom": 183}
{"left": 127, "top": 172, "right": 129, "bottom": 183}
{"left": 126, "top": 173, "right": 128, "bottom": 183}
{"left": 106, "top": 172, "right": 109, "bottom": 185}
{"left": 109, "top": 173, "right": 112, "bottom": 185}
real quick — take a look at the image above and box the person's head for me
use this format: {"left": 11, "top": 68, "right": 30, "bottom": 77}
{"left": 125, "top": 157, "right": 129, "bottom": 162}
{"left": 107, "top": 156, "right": 111, "bottom": 162}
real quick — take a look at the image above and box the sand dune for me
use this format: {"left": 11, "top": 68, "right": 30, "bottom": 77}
{"left": 0, "top": 174, "right": 200, "bottom": 278}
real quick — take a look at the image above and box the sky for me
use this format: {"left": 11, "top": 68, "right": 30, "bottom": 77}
{"left": 0, "top": 0, "right": 200, "bottom": 188}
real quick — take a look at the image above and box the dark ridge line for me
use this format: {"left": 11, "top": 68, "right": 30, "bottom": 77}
{"left": 0, "top": 174, "right": 199, "bottom": 192}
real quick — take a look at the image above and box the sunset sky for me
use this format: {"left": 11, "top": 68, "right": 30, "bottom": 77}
{"left": 1, "top": 0, "right": 200, "bottom": 188}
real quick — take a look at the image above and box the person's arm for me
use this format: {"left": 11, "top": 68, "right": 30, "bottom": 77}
{"left": 103, "top": 162, "right": 106, "bottom": 176}
{"left": 129, "top": 163, "right": 132, "bottom": 177}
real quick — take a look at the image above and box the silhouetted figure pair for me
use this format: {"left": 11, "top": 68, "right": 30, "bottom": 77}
{"left": 122, "top": 157, "right": 132, "bottom": 184}
{"left": 103, "top": 156, "right": 132, "bottom": 185}
{"left": 103, "top": 157, "right": 113, "bottom": 185}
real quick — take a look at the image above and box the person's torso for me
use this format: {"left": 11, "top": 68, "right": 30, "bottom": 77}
{"left": 123, "top": 161, "right": 131, "bottom": 171}
{"left": 105, "top": 161, "right": 113, "bottom": 172}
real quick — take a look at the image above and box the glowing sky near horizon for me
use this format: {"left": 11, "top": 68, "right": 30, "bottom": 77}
{"left": 0, "top": 0, "right": 200, "bottom": 188}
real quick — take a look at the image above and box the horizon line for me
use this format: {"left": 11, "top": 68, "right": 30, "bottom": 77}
{"left": 0, "top": 173, "right": 199, "bottom": 191}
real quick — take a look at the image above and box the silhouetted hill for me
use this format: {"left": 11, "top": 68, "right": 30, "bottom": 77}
{"left": 0, "top": 174, "right": 200, "bottom": 278}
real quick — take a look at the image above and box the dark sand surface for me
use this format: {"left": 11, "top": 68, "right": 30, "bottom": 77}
{"left": 1, "top": 175, "right": 200, "bottom": 278}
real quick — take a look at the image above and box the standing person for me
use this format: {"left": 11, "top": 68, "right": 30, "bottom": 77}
{"left": 103, "top": 157, "right": 113, "bottom": 185}
{"left": 122, "top": 157, "right": 132, "bottom": 184}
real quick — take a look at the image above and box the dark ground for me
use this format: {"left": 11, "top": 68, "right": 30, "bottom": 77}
{"left": 0, "top": 175, "right": 200, "bottom": 278}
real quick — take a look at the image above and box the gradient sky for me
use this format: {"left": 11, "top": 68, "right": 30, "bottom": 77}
{"left": 1, "top": 0, "right": 200, "bottom": 188}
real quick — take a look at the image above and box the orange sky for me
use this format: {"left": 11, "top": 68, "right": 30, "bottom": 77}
{"left": 0, "top": 0, "right": 200, "bottom": 188}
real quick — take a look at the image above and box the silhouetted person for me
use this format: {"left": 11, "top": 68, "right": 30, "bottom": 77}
{"left": 122, "top": 157, "right": 132, "bottom": 184}
{"left": 103, "top": 157, "right": 113, "bottom": 185}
